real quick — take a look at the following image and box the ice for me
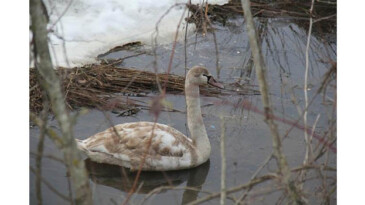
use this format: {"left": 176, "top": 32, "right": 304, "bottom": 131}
{"left": 31, "top": 0, "right": 227, "bottom": 67}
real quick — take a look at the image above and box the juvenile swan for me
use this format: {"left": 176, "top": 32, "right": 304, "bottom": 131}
{"left": 76, "top": 66, "right": 224, "bottom": 171}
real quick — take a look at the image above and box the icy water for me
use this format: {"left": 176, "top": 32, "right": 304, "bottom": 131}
{"left": 30, "top": 16, "right": 336, "bottom": 204}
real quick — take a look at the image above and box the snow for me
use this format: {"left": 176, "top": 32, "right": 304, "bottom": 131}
{"left": 34, "top": 0, "right": 228, "bottom": 67}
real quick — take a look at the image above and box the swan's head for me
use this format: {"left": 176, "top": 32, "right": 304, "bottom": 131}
{"left": 186, "top": 66, "right": 224, "bottom": 89}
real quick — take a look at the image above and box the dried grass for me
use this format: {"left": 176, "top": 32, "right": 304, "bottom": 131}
{"left": 30, "top": 63, "right": 258, "bottom": 113}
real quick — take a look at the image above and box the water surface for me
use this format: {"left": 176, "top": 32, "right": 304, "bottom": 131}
{"left": 30, "top": 13, "right": 336, "bottom": 204}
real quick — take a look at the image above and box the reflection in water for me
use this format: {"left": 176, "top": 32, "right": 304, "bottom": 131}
{"left": 85, "top": 159, "right": 210, "bottom": 203}
{"left": 181, "top": 160, "right": 210, "bottom": 204}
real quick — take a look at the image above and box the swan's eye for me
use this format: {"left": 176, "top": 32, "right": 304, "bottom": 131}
{"left": 202, "top": 74, "right": 211, "bottom": 82}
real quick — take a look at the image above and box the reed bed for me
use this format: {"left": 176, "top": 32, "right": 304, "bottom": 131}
{"left": 30, "top": 63, "right": 259, "bottom": 113}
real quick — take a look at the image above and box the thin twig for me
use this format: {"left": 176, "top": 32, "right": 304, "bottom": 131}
{"left": 30, "top": 166, "right": 72, "bottom": 202}
{"left": 303, "top": 0, "right": 315, "bottom": 165}
{"left": 184, "top": 0, "right": 191, "bottom": 75}
{"left": 30, "top": 152, "right": 64, "bottom": 164}
{"left": 162, "top": 6, "right": 187, "bottom": 94}
{"left": 204, "top": 3, "right": 220, "bottom": 78}
{"left": 123, "top": 6, "right": 189, "bottom": 204}
{"left": 291, "top": 164, "right": 336, "bottom": 173}
{"left": 48, "top": 0, "right": 74, "bottom": 31}
{"left": 313, "top": 14, "right": 336, "bottom": 23}
{"left": 35, "top": 97, "right": 49, "bottom": 205}
{"left": 213, "top": 99, "right": 336, "bottom": 153}
{"left": 236, "top": 153, "right": 273, "bottom": 204}
{"left": 122, "top": 119, "right": 159, "bottom": 205}
{"left": 220, "top": 116, "right": 226, "bottom": 205}
{"left": 140, "top": 186, "right": 211, "bottom": 205}
{"left": 187, "top": 174, "right": 276, "bottom": 205}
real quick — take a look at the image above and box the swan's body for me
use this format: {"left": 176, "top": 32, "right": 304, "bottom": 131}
{"left": 77, "top": 66, "right": 224, "bottom": 171}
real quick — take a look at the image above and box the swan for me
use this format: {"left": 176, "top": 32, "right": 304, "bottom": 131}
{"left": 76, "top": 66, "right": 224, "bottom": 171}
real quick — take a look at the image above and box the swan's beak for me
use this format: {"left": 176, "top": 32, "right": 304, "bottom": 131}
{"left": 208, "top": 76, "right": 224, "bottom": 89}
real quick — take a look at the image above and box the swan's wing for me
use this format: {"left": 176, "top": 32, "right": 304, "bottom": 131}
{"left": 78, "top": 122, "right": 196, "bottom": 170}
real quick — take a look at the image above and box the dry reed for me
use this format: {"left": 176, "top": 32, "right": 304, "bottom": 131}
{"left": 30, "top": 64, "right": 258, "bottom": 113}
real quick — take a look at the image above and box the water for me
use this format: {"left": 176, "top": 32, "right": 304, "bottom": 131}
{"left": 30, "top": 12, "right": 336, "bottom": 205}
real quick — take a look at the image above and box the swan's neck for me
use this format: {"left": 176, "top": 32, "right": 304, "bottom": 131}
{"left": 185, "top": 82, "right": 211, "bottom": 162}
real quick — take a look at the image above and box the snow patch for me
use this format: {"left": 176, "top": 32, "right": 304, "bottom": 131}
{"left": 32, "top": 0, "right": 228, "bottom": 67}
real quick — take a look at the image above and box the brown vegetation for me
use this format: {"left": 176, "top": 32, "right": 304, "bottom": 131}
{"left": 30, "top": 64, "right": 259, "bottom": 113}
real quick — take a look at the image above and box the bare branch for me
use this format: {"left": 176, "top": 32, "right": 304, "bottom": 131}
{"left": 240, "top": 0, "right": 304, "bottom": 203}
{"left": 30, "top": 0, "right": 92, "bottom": 204}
